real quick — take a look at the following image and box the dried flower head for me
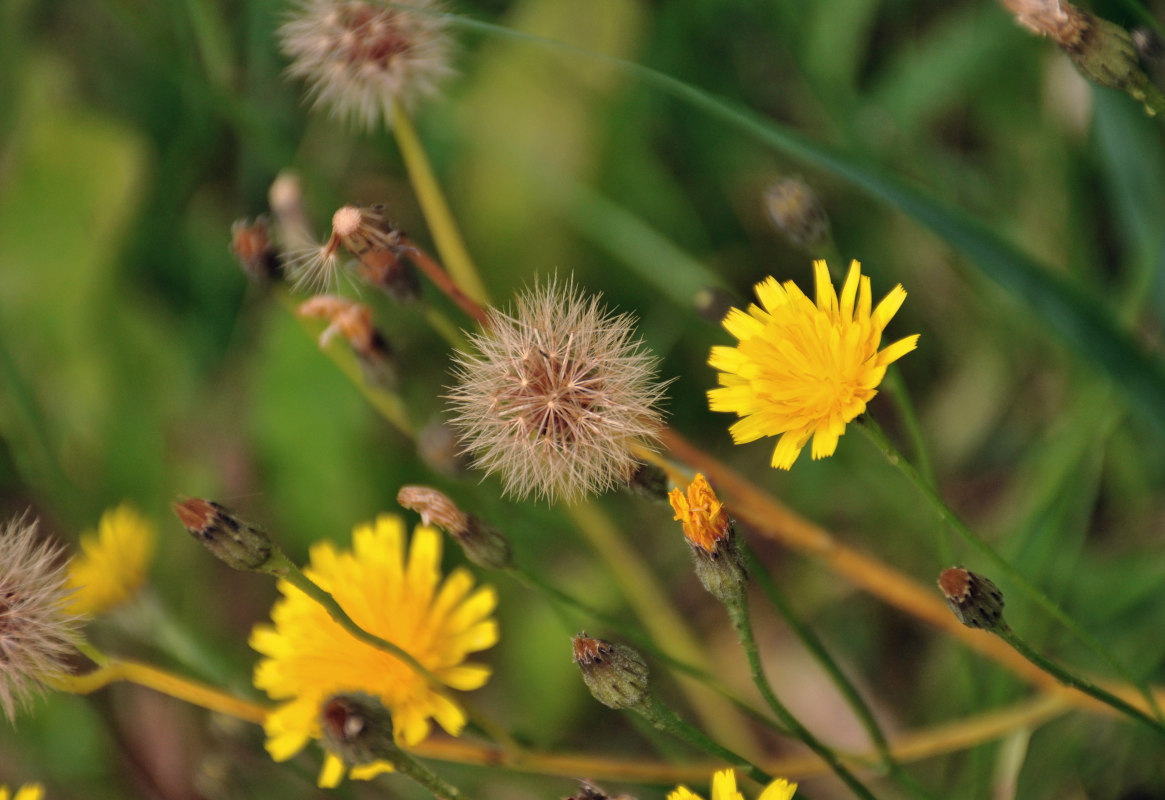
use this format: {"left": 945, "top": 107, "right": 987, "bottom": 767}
{"left": 0, "top": 515, "right": 81, "bottom": 720}
{"left": 66, "top": 503, "right": 156, "bottom": 616}
{"left": 708, "top": 260, "right": 918, "bottom": 469}
{"left": 396, "top": 485, "right": 511, "bottom": 569}
{"left": 279, "top": 0, "right": 454, "bottom": 129}
{"left": 447, "top": 278, "right": 668, "bottom": 503}
{"left": 298, "top": 295, "right": 399, "bottom": 388}
{"left": 231, "top": 217, "right": 282, "bottom": 283}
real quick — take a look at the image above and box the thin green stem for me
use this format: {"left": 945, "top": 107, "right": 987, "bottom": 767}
{"left": 390, "top": 99, "right": 491, "bottom": 306}
{"left": 994, "top": 624, "right": 1165, "bottom": 739}
{"left": 392, "top": 750, "right": 467, "bottom": 800}
{"left": 857, "top": 417, "right": 1165, "bottom": 726}
{"left": 741, "top": 546, "right": 935, "bottom": 799}
{"left": 636, "top": 695, "right": 773, "bottom": 787}
{"left": 725, "top": 596, "right": 879, "bottom": 800}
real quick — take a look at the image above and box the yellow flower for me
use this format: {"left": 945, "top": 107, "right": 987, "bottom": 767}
{"left": 669, "top": 769, "right": 797, "bottom": 800}
{"left": 66, "top": 503, "right": 156, "bottom": 616}
{"left": 0, "top": 784, "right": 45, "bottom": 800}
{"left": 668, "top": 473, "right": 730, "bottom": 554}
{"left": 708, "top": 260, "right": 918, "bottom": 469}
{"left": 250, "top": 514, "right": 498, "bottom": 787}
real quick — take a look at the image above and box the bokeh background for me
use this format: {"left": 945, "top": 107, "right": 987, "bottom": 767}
{"left": 2, "top": 0, "right": 1165, "bottom": 797}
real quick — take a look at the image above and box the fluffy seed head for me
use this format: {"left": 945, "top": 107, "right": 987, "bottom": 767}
{"left": 0, "top": 514, "right": 81, "bottom": 720}
{"left": 446, "top": 278, "right": 668, "bottom": 503}
{"left": 279, "top": 0, "right": 454, "bottom": 130}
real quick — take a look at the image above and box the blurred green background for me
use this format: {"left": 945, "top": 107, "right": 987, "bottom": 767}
{"left": 2, "top": 0, "right": 1165, "bottom": 797}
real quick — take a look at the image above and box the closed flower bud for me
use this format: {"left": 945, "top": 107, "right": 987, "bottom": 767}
{"left": 938, "top": 567, "right": 1005, "bottom": 630}
{"left": 230, "top": 217, "right": 282, "bottom": 283}
{"left": 621, "top": 461, "right": 670, "bottom": 502}
{"left": 319, "top": 692, "right": 402, "bottom": 771}
{"left": 396, "top": 485, "right": 512, "bottom": 569}
{"left": 565, "top": 780, "right": 637, "bottom": 800}
{"left": 572, "top": 633, "right": 650, "bottom": 711}
{"left": 765, "top": 178, "right": 830, "bottom": 252}
{"left": 172, "top": 499, "right": 278, "bottom": 574}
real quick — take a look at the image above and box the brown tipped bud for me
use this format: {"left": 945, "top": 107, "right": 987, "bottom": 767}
{"left": 298, "top": 296, "right": 399, "bottom": 389}
{"left": 765, "top": 178, "right": 830, "bottom": 251}
{"left": 669, "top": 474, "right": 747, "bottom": 603}
{"left": 938, "top": 567, "right": 1005, "bottom": 630}
{"left": 172, "top": 499, "right": 277, "bottom": 573}
{"left": 621, "top": 461, "right": 669, "bottom": 502}
{"left": 565, "top": 781, "right": 637, "bottom": 800}
{"left": 319, "top": 692, "right": 401, "bottom": 770}
{"left": 332, "top": 205, "right": 421, "bottom": 302}
{"left": 572, "top": 633, "right": 650, "bottom": 711}
{"left": 693, "top": 286, "right": 737, "bottom": 325}
{"left": 396, "top": 485, "right": 512, "bottom": 569}
{"left": 231, "top": 218, "right": 282, "bottom": 283}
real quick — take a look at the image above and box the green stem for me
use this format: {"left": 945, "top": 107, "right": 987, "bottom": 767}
{"left": 392, "top": 750, "right": 467, "bottom": 800}
{"left": 742, "top": 546, "right": 935, "bottom": 799}
{"left": 725, "top": 596, "right": 879, "bottom": 800}
{"left": 390, "top": 98, "right": 491, "bottom": 306}
{"left": 635, "top": 694, "right": 773, "bottom": 787}
{"left": 994, "top": 623, "right": 1165, "bottom": 739}
{"left": 271, "top": 553, "right": 519, "bottom": 753}
{"left": 857, "top": 417, "right": 1165, "bottom": 726}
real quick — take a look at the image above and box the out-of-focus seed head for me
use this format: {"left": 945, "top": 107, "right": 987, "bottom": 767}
{"left": 447, "top": 277, "right": 669, "bottom": 504}
{"left": 279, "top": 0, "right": 454, "bottom": 130}
{"left": 938, "top": 567, "right": 1006, "bottom": 630}
{"left": 572, "top": 633, "right": 650, "bottom": 711}
{"left": 765, "top": 178, "right": 830, "bottom": 251}
{"left": 331, "top": 205, "right": 420, "bottom": 302}
{"left": 0, "top": 514, "right": 82, "bottom": 721}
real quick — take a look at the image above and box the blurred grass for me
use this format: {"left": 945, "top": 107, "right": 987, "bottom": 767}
{"left": 2, "top": 0, "right": 1165, "bottom": 798}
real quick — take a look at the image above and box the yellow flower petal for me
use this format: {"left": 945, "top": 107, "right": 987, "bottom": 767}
{"left": 708, "top": 260, "right": 917, "bottom": 469}
{"left": 66, "top": 503, "right": 156, "bottom": 616}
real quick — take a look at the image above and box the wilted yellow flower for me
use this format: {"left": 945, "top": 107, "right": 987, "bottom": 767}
{"left": 0, "top": 784, "right": 45, "bottom": 800}
{"left": 67, "top": 503, "right": 156, "bottom": 616}
{"left": 708, "top": 260, "right": 918, "bottom": 469}
{"left": 668, "top": 473, "right": 730, "bottom": 554}
{"left": 250, "top": 515, "right": 498, "bottom": 787}
{"left": 669, "top": 769, "right": 796, "bottom": 800}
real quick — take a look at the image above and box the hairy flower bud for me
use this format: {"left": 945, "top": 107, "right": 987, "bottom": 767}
{"left": 938, "top": 567, "right": 1005, "bottom": 630}
{"left": 572, "top": 633, "right": 650, "bottom": 711}
{"left": 172, "top": 499, "right": 278, "bottom": 574}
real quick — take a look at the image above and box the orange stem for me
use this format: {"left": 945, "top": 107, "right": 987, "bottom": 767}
{"left": 402, "top": 236, "right": 492, "bottom": 327}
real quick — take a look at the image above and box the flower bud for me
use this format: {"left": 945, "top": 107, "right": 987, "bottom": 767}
{"left": 669, "top": 475, "right": 748, "bottom": 604}
{"left": 396, "top": 485, "right": 512, "bottom": 569}
{"left": 572, "top": 633, "right": 650, "bottom": 711}
{"left": 565, "top": 780, "right": 637, "bottom": 800}
{"left": 230, "top": 217, "right": 281, "bottom": 283}
{"left": 319, "top": 692, "right": 402, "bottom": 770}
{"left": 765, "top": 178, "right": 830, "bottom": 251}
{"left": 172, "top": 499, "right": 278, "bottom": 574}
{"left": 938, "top": 567, "right": 1005, "bottom": 631}
{"left": 621, "top": 461, "right": 669, "bottom": 502}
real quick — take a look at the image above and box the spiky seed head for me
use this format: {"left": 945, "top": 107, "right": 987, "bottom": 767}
{"left": 446, "top": 278, "right": 668, "bottom": 504}
{"left": 0, "top": 514, "right": 82, "bottom": 720}
{"left": 279, "top": 0, "right": 454, "bottom": 130}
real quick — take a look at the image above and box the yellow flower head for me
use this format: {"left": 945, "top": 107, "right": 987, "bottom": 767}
{"left": 0, "top": 784, "right": 45, "bottom": 800}
{"left": 669, "top": 769, "right": 797, "bottom": 800}
{"left": 250, "top": 514, "right": 499, "bottom": 787}
{"left": 66, "top": 503, "right": 156, "bottom": 616}
{"left": 708, "top": 260, "right": 918, "bottom": 469}
{"left": 668, "top": 473, "right": 730, "bottom": 554}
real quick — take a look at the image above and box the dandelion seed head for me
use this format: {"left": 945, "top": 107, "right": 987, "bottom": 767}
{"left": 447, "top": 277, "right": 668, "bottom": 503}
{"left": 279, "top": 0, "right": 454, "bottom": 130}
{"left": 0, "top": 514, "right": 81, "bottom": 721}
{"left": 283, "top": 237, "right": 347, "bottom": 293}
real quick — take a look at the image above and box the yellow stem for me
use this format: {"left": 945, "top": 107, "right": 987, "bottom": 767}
{"left": 391, "top": 99, "right": 491, "bottom": 306}
{"left": 54, "top": 660, "right": 268, "bottom": 725}
{"left": 565, "top": 502, "right": 764, "bottom": 761}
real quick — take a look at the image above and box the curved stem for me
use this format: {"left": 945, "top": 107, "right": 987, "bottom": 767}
{"left": 391, "top": 99, "right": 490, "bottom": 306}
{"left": 994, "top": 623, "right": 1165, "bottom": 738}
{"left": 725, "top": 596, "right": 878, "bottom": 799}
{"left": 857, "top": 416, "right": 1165, "bottom": 726}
